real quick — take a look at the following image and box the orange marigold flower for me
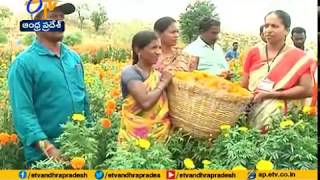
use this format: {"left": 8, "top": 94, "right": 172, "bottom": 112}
{"left": 111, "top": 89, "right": 120, "bottom": 97}
{"left": 107, "top": 70, "right": 113, "bottom": 77}
{"left": 99, "top": 70, "right": 105, "bottom": 80}
{"left": 71, "top": 157, "right": 86, "bottom": 169}
{"left": 309, "top": 106, "right": 317, "bottom": 116}
{"left": 106, "top": 100, "right": 116, "bottom": 110}
{"left": 105, "top": 107, "right": 114, "bottom": 116}
{"left": 0, "top": 133, "right": 10, "bottom": 145}
{"left": 10, "top": 134, "right": 18, "bottom": 143}
{"left": 101, "top": 118, "right": 112, "bottom": 128}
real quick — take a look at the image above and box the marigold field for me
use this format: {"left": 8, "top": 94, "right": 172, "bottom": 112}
{"left": 0, "top": 37, "right": 317, "bottom": 170}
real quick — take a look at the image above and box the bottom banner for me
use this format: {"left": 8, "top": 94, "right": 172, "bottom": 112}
{"left": 0, "top": 170, "right": 317, "bottom": 180}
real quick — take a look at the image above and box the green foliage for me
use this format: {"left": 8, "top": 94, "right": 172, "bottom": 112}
{"left": 63, "top": 32, "right": 83, "bottom": 46}
{"left": 94, "top": 112, "right": 120, "bottom": 168}
{"left": 166, "top": 129, "right": 214, "bottom": 169}
{"left": 21, "top": 33, "right": 35, "bottom": 46}
{"left": 79, "top": 53, "right": 90, "bottom": 63}
{"left": 32, "top": 158, "right": 67, "bottom": 169}
{"left": 105, "top": 47, "right": 130, "bottom": 61}
{"left": 209, "top": 127, "right": 263, "bottom": 169}
{"left": 85, "top": 75, "right": 106, "bottom": 120}
{"left": 0, "top": 6, "right": 12, "bottom": 20}
{"left": 0, "top": 81, "right": 14, "bottom": 133}
{"left": 209, "top": 107, "right": 318, "bottom": 170}
{"left": 204, "top": 161, "right": 227, "bottom": 169}
{"left": 0, "top": 142, "right": 24, "bottom": 169}
{"left": 260, "top": 128, "right": 317, "bottom": 170}
{"left": 80, "top": 47, "right": 130, "bottom": 64}
{"left": 0, "top": 31, "right": 7, "bottom": 44}
{"left": 0, "top": 6, "right": 12, "bottom": 29}
{"left": 55, "top": 117, "right": 98, "bottom": 169}
{"left": 92, "top": 48, "right": 105, "bottom": 64}
{"left": 90, "top": 4, "right": 108, "bottom": 32}
{"left": 179, "top": 0, "right": 219, "bottom": 43}
{"left": 259, "top": 108, "right": 318, "bottom": 169}
{"left": 101, "top": 140, "right": 176, "bottom": 169}
{"left": 76, "top": 3, "right": 89, "bottom": 30}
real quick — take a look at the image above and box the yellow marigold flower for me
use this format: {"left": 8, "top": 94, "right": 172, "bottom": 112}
{"left": 84, "top": 76, "right": 93, "bottom": 84}
{"left": 280, "top": 119, "right": 294, "bottom": 129}
{"left": 72, "top": 114, "right": 85, "bottom": 122}
{"left": 184, "top": 158, "right": 195, "bottom": 169}
{"left": 239, "top": 127, "right": 248, "bottom": 133}
{"left": 303, "top": 106, "right": 317, "bottom": 116}
{"left": 276, "top": 101, "right": 285, "bottom": 109}
{"left": 71, "top": 157, "right": 85, "bottom": 169}
{"left": 232, "top": 165, "right": 247, "bottom": 170}
{"left": 137, "top": 139, "right": 150, "bottom": 150}
{"left": 256, "top": 160, "right": 274, "bottom": 170}
{"left": 303, "top": 106, "right": 311, "bottom": 114}
{"left": 202, "top": 160, "right": 211, "bottom": 168}
{"left": 202, "top": 160, "right": 211, "bottom": 165}
{"left": 220, "top": 125, "right": 231, "bottom": 132}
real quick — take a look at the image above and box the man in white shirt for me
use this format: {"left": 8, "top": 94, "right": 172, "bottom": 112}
{"left": 183, "top": 17, "right": 229, "bottom": 75}
{"left": 291, "top": 27, "right": 318, "bottom": 106}
{"left": 291, "top": 27, "right": 315, "bottom": 57}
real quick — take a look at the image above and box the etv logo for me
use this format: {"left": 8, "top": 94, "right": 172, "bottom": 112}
{"left": 21, "top": 0, "right": 64, "bottom": 32}
{"left": 26, "top": 0, "right": 57, "bottom": 20}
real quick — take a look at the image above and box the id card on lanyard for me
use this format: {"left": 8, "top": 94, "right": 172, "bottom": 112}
{"left": 256, "top": 78, "right": 274, "bottom": 92}
{"left": 256, "top": 44, "right": 284, "bottom": 92}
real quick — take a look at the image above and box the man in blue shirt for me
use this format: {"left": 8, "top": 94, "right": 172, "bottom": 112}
{"left": 225, "top": 42, "right": 239, "bottom": 61}
{"left": 8, "top": 2, "right": 91, "bottom": 167}
{"left": 183, "top": 17, "right": 229, "bottom": 75}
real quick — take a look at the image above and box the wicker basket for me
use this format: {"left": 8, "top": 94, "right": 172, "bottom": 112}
{"left": 167, "top": 77, "right": 252, "bottom": 139}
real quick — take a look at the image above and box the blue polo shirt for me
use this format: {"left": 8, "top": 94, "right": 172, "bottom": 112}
{"left": 225, "top": 49, "right": 239, "bottom": 60}
{"left": 8, "top": 39, "right": 91, "bottom": 164}
{"left": 183, "top": 36, "right": 229, "bottom": 75}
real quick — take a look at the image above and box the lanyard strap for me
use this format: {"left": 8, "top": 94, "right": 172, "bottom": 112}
{"left": 265, "top": 43, "right": 286, "bottom": 72}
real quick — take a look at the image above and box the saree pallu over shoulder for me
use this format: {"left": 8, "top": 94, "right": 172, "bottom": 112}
{"left": 156, "top": 47, "right": 198, "bottom": 72}
{"left": 118, "top": 70, "right": 171, "bottom": 143}
{"left": 246, "top": 46, "right": 317, "bottom": 129}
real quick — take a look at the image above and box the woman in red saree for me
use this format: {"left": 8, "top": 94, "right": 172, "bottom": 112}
{"left": 241, "top": 10, "right": 317, "bottom": 130}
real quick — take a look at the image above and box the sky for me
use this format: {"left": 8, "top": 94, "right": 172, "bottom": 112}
{"left": 1, "top": 0, "right": 318, "bottom": 42}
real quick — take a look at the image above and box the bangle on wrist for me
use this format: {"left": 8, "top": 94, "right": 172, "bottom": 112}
{"left": 38, "top": 140, "right": 52, "bottom": 157}
{"left": 38, "top": 140, "right": 47, "bottom": 150}
{"left": 45, "top": 144, "right": 55, "bottom": 155}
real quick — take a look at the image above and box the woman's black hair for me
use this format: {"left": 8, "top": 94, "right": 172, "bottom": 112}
{"left": 260, "top": 24, "right": 264, "bottom": 34}
{"left": 265, "top": 10, "right": 291, "bottom": 31}
{"left": 131, "top": 31, "right": 158, "bottom": 65}
{"left": 153, "top": 16, "right": 176, "bottom": 34}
